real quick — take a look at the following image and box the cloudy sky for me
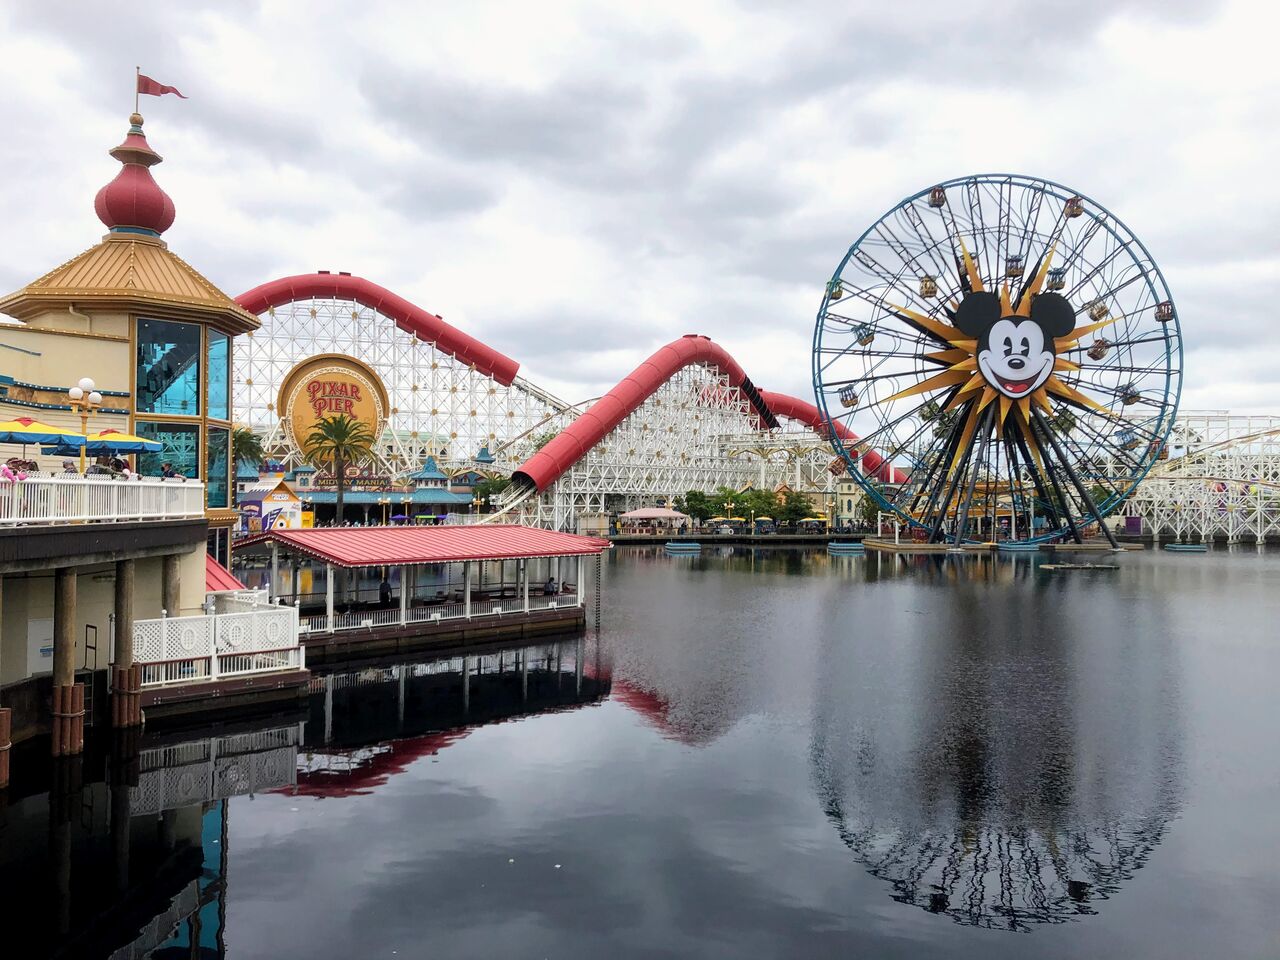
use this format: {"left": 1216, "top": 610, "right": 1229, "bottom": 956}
{"left": 0, "top": 0, "right": 1274, "bottom": 411}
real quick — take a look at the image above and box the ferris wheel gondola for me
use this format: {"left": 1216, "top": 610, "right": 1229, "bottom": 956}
{"left": 813, "top": 174, "right": 1182, "bottom": 545}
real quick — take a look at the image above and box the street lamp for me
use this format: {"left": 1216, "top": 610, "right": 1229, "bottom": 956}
{"left": 67, "top": 377, "right": 103, "bottom": 472}
{"left": 378, "top": 496, "right": 390, "bottom": 525}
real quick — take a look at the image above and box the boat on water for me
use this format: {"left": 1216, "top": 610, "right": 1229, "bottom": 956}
{"left": 827, "top": 542, "right": 865, "bottom": 555}
{"left": 664, "top": 541, "right": 702, "bottom": 554}
{"left": 1164, "top": 543, "right": 1208, "bottom": 552}
{"left": 996, "top": 542, "right": 1041, "bottom": 552}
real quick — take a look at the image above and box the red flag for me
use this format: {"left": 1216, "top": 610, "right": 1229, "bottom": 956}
{"left": 137, "top": 74, "right": 187, "bottom": 99}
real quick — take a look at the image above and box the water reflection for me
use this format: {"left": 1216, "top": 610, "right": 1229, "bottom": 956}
{"left": 297, "top": 637, "right": 608, "bottom": 796}
{"left": 2, "top": 636, "right": 603, "bottom": 959}
{"left": 0, "top": 723, "right": 300, "bottom": 959}
{"left": 807, "top": 552, "right": 1184, "bottom": 930}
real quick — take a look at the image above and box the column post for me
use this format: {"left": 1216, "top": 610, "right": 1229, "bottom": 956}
{"left": 112, "top": 559, "right": 140, "bottom": 728}
{"left": 325, "top": 563, "right": 335, "bottom": 631}
{"left": 576, "top": 554, "right": 584, "bottom": 607}
{"left": 53, "top": 567, "right": 83, "bottom": 756}
{"left": 521, "top": 559, "right": 529, "bottom": 613}
{"left": 161, "top": 554, "right": 181, "bottom": 617}
{"left": 53, "top": 568, "right": 77, "bottom": 688}
{"left": 400, "top": 564, "right": 408, "bottom": 625}
{"left": 463, "top": 561, "right": 472, "bottom": 618}
{"left": 269, "top": 544, "right": 279, "bottom": 602}
{"left": 113, "top": 560, "right": 135, "bottom": 667}
{"left": 0, "top": 576, "right": 8, "bottom": 789}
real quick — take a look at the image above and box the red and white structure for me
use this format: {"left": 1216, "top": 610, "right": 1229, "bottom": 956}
{"left": 233, "top": 274, "right": 907, "bottom": 530}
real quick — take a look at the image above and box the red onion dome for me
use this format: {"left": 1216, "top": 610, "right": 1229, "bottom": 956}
{"left": 94, "top": 113, "right": 175, "bottom": 236}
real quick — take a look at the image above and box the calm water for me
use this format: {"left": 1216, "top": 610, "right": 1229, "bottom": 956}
{"left": 6, "top": 545, "right": 1279, "bottom": 958}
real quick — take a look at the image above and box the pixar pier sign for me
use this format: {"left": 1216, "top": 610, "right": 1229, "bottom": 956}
{"left": 278, "top": 354, "right": 390, "bottom": 457}
{"left": 306, "top": 379, "right": 365, "bottom": 417}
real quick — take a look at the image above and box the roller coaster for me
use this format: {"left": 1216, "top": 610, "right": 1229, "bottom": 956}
{"left": 232, "top": 272, "right": 903, "bottom": 530}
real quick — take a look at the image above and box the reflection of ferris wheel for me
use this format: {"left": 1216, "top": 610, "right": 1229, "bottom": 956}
{"left": 813, "top": 174, "right": 1183, "bottom": 545}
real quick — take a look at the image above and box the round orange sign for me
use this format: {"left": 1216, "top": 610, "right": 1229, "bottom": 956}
{"left": 278, "top": 354, "right": 389, "bottom": 456}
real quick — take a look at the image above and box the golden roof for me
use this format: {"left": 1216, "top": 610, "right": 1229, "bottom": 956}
{"left": 0, "top": 233, "right": 259, "bottom": 333}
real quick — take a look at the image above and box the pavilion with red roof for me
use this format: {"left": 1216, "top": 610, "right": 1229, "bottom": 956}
{"left": 236, "top": 524, "right": 608, "bottom": 648}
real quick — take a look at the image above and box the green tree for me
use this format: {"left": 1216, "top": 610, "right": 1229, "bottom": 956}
{"left": 304, "top": 414, "right": 376, "bottom": 524}
{"left": 857, "top": 492, "right": 881, "bottom": 529}
{"left": 531, "top": 431, "right": 557, "bottom": 451}
{"left": 675, "top": 490, "right": 715, "bottom": 521}
{"left": 233, "top": 425, "right": 264, "bottom": 468}
{"left": 778, "top": 489, "right": 810, "bottom": 525}
{"left": 1051, "top": 409, "right": 1078, "bottom": 435}
{"left": 921, "top": 400, "right": 958, "bottom": 439}
{"left": 473, "top": 475, "right": 511, "bottom": 510}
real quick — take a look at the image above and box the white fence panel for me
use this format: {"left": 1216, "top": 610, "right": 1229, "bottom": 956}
{"left": 0, "top": 475, "right": 204, "bottom": 525}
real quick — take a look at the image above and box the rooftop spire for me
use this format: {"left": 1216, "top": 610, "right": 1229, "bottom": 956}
{"left": 93, "top": 113, "right": 175, "bottom": 238}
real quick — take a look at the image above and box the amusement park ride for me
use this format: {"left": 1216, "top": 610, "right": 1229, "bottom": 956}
{"left": 231, "top": 174, "right": 1277, "bottom": 543}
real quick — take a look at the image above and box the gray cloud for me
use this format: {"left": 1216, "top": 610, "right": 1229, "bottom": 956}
{"left": 0, "top": 0, "right": 1271, "bottom": 415}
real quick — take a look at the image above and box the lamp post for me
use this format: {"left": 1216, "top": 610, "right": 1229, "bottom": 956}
{"left": 379, "top": 496, "right": 390, "bottom": 526}
{"left": 67, "top": 377, "right": 103, "bottom": 472}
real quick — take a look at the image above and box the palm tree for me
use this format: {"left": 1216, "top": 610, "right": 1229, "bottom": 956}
{"left": 232, "top": 425, "right": 265, "bottom": 469}
{"left": 303, "top": 414, "right": 376, "bottom": 524}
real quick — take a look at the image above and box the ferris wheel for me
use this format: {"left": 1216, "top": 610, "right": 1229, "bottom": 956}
{"left": 813, "top": 174, "right": 1183, "bottom": 545}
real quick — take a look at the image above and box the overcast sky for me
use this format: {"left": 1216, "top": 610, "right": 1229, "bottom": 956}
{"left": 0, "top": 0, "right": 1275, "bottom": 412}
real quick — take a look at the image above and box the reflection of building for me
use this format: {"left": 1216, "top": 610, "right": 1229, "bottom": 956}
{"left": 297, "top": 636, "right": 606, "bottom": 796}
{"left": 0, "top": 722, "right": 298, "bottom": 959}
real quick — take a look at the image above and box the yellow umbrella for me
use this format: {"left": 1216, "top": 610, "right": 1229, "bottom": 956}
{"left": 0, "top": 417, "right": 85, "bottom": 462}
{"left": 81, "top": 429, "right": 163, "bottom": 453}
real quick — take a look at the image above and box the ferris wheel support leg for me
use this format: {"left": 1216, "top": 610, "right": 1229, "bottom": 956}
{"left": 1032, "top": 408, "right": 1121, "bottom": 550}
{"left": 928, "top": 413, "right": 983, "bottom": 543}
{"left": 951, "top": 408, "right": 995, "bottom": 550}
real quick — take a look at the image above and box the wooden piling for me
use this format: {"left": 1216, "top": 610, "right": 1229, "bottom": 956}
{"left": 0, "top": 707, "right": 10, "bottom": 789}
{"left": 51, "top": 682, "right": 85, "bottom": 757}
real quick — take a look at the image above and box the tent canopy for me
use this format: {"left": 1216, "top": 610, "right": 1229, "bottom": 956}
{"left": 619, "top": 507, "right": 690, "bottom": 521}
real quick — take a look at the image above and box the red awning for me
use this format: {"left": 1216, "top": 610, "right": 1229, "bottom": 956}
{"left": 206, "top": 553, "right": 247, "bottom": 592}
{"left": 239, "top": 524, "right": 610, "bottom": 568}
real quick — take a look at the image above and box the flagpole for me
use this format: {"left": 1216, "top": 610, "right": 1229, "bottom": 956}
{"left": 134, "top": 66, "right": 140, "bottom": 114}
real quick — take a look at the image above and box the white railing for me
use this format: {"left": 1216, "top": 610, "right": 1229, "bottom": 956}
{"left": 136, "top": 602, "right": 304, "bottom": 689}
{"left": 297, "top": 590, "right": 584, "bottom": 635}
{"left": 0, "top": 474, "right": 205, "bottom": 525}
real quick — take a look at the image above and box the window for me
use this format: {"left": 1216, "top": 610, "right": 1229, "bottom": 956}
{"left": 208, "top": 330, "right": 229, "bottom": 421}
{"left": 206, "top": 425, "right": 229, "bottom": 509}
{"left": 135, "top": 422, "right": 200, "bottom": 480}
{"left": 207, "top": 528, "right": 229, "bottom": 567}
{"left": 136, "top": 318, "right": 201, "bottom": 416}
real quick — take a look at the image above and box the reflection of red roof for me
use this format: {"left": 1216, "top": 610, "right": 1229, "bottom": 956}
{"left": 206, "top": 553, "right": 247, "bottom": 591}
{"left": 610, "top": 680, "right": 717, "bottom": 747}
{"left": 237, "top": 524, "right": 609, "bottom": 568}
{"left": 288, "top": 730, "right": 470, "bottom": 798}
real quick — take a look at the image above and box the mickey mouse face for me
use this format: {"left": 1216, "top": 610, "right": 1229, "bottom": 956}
{"left": 953, "top": 291, "right": 1076, "bottom": 400}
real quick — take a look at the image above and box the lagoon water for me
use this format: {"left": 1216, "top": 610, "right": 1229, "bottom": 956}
{"left": 7, "top": 545, "right": 1279, "bottom": 958}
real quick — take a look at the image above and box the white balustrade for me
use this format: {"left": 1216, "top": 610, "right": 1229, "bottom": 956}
{"left": 0, "top": 474, "right": 205, "bottom": 525}
{"left": 136, "top": 602, "right": 303, "bottom": 688}
{"left": 296, "top": 588, "right": 582, "bottom": 635}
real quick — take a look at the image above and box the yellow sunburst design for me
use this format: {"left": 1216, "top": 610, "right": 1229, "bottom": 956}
{"left": 883, "top": 243, "right": 1102, "bottom": 432}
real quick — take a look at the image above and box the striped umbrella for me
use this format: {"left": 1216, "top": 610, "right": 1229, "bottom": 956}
{"left": 0, "top": 416, "right": 86, "bottom": 459}
{"left": 0, "top": 417, "right": 87, "bottom": 446}
{"left": 42, "top": 428, "right": 162, "bottom": 455}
